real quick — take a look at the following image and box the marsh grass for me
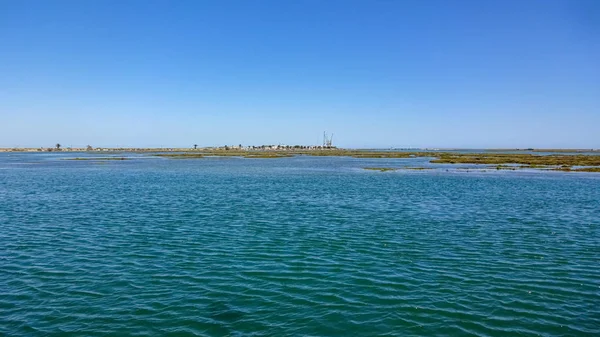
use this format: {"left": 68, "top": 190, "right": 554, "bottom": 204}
{"left": 552, "top": 167, "right": 600, "bottom": 172}
{"left": 151, "top": 150, "right": 600, "bottom": 172}
{"left": 432, "top": 153, "right": 600, "bottom": 166}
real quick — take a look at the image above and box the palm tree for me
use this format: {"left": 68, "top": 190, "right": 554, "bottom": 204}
{"left": 55, "top": 143, "right": 61, "bottom": 150}
{"left": 193, "top": 144, "right": 198, "bottom": 150}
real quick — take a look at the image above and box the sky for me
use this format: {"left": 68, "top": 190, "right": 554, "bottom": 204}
{"left": 1, "top": 0, "right": 599, "bottom": 149}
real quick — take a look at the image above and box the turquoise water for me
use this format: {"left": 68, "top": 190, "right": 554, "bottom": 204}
{"left": 1, "top": 153, "right": 599, "bottom": 336}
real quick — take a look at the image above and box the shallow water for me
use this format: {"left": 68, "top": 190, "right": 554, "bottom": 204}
{"left": 1, "top": 153, "right": 599, "bottom": 336}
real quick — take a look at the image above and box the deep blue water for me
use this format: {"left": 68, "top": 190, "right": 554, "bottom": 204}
{"left": 1, "top": 153, "right": 599, "bottom": 336}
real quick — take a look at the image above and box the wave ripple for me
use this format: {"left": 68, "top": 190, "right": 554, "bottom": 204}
{"left": 1, "top": 155, "right": 599, "bottom": 336}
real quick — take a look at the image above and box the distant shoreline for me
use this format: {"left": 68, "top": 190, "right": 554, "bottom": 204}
{"left": 0, "top": 147, "right": 598, "bottom": 153}
{"left": 2, "top": 147, "right": 599, "bottom": 172}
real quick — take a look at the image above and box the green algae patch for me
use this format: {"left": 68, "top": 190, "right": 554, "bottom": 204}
{"left": 364, "top": 167, "right": 398, "bottom": 172}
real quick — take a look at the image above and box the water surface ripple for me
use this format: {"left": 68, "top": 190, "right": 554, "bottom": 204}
{"left": 1, "top": 154, "right": 599, "bottom": 336}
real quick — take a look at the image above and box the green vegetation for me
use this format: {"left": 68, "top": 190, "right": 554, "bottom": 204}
{"left": 431, "top": 153, "right": 600, "bottom": 166}
{"left": 151, "top": 150, "right": 600, "bottom": 173}
{"left": 553, "top": 166, "right": 600, "bottom": 172}
{"left": 364, "top": 167, "right": 397, "bottom": 172}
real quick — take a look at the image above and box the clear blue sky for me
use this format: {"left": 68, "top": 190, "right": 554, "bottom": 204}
{"left": 1, "top": 0, "right": 598, "bottom": 148}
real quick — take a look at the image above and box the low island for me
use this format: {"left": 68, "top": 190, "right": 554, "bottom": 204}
{"left": 2, "top": 146, "right": 599, "bottom": 172}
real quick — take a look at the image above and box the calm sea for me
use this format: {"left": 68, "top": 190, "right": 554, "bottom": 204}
{"left": 1, "top": 153, "right": 599, "bottom": 336}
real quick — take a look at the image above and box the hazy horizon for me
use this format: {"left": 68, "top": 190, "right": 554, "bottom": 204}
{"left": 2, "top": 144, "right": 600, "bottom": 151}
{"left": 1, "top": 0, "right": 599, "bottom": 149}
